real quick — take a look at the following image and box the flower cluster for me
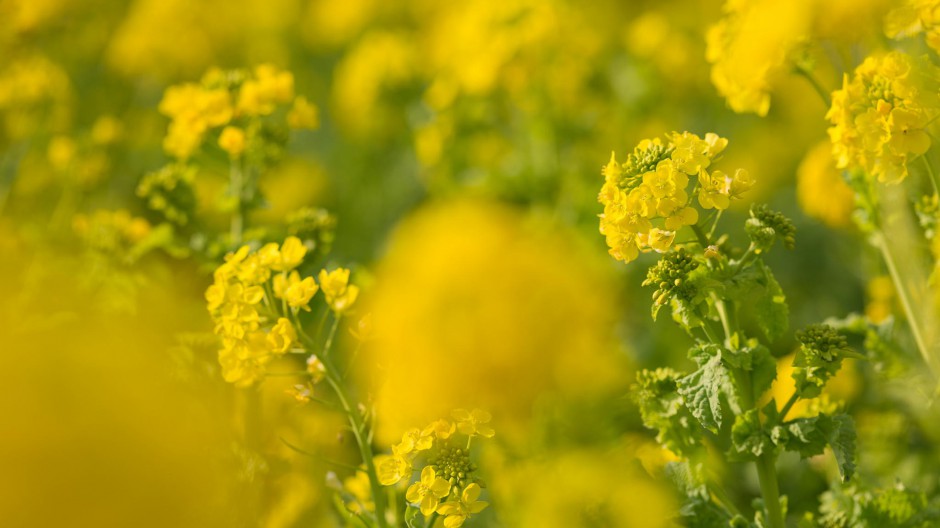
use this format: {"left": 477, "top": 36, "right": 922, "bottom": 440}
{"left": 205, "top": 236, "right": 359, "bottom": 386}
{"left": 376, "top": 409, "right": 493, "bottom": 527}
{"left": 159, "top": 64, "right": 318, "bottom": 160}
{"left": 705, "top": 0, "right": 811, "bottom": 116}
{"left": 136, "top": 163, "right": 197, "bottom": 225}
{"left": 598, "top": 132, "right": 752, "bottom": 263}
{"left": 886, "top": 0, "right": 940, "bottom": 53}
{"left": 72, "top": 209, "right": 152, "bottom": 259}
{"left": 827, "top": 51, "right": 940, "bottom": 183}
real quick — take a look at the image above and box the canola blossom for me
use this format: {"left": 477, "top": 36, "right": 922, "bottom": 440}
{"left": 9, "top": 2, "right": 940, "bottom": 528}
{"left": 598, "top": 132, "right": 752, "bottom": 263}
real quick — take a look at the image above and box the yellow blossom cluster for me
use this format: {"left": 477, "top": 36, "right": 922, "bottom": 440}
{"left": 205, "top": 236, "right": 361, "bottom": 387}
{"left": 72, "top": 209, "right": 151, "bottom": 257}
{"left": 827, "top": 51, "right": 940, "bottom": 183}
{"left": 706, "top": 0, "right": 812, "bottom": 116}
{"left": 159, "top": 64, "right": 317, "bottom": 160}
{"left": 886, "top": 0, "right": 940, "bottom": 52}
{"left": 598, "top": 132, "right": 753, "bottom": 263}
{"left": 376, "top": 409, "right": 492, "bottom": 527}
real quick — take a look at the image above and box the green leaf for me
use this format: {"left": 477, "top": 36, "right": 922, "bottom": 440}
{"left": 679, "top": 495, "right": 736, "bottom": 528}
{"left": 725, "top": 341, "right": 777, "bottom": 402}
{"left": 633, "top": 368, "right": 701, "bottom": 456}
{"left": 678, "top": 345, "right": 738, "bottom": 433}
{"left": 780, "top": 413, "right": 856, "bottom": 482}
{"left": 404, "top": 507, "right": 422, "bottom": 528}
{"left": 755, "top": 261, "right": 788, "bottom": 342}
{"left": 730, "top": 409, "right": 769, "bottom": 461}
{"left": 829, "top": 414, "right": 857, "bottom": 483}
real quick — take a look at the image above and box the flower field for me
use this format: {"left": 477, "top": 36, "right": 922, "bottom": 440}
{"left": 3, "top": 0, "right": 940, "bottom": 527}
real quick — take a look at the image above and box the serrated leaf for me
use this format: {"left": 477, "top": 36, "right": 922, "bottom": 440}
{"left": 730, "top": 409, "right": 768, "bottom": 460}
{"left": 829, "top": 414, "right": 857, "bottom": 482}
{"left": 782, "top": 413, "right": 856, "bottom": 482}
{"left": 633, "top": 369, "right": 701, "bottom": 456}
{"left": 678, "top": 350, "right": 737, "bottom": 433}
{"left": 680, "top": 495, "right": 736, "bottom": 528}
{"left": 756, "top": 260, "right": 788, "bottom": 342}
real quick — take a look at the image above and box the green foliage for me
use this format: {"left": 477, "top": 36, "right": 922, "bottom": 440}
{"left": 644, "top": 248, "right": 701, "bottom": 321}
{"left": 745, "top": 204, "right": 796, "bottom": 253}
{"left": 634, "top": 368, "right": 700, "bottom": 456}
{"left": 773, "top": 413, "right": 856, "bottom": 482}
{"left": 792, "top": 325, "right": 852, "bottom": 398}
{"left": 811, "top": 484, "right": 940, "bottom": 528}
{"left": 678, "top": 344, "right": 740, "bottom": 433}
{"left": 754, "top": 260, "right": 788, "bottom": 343}
{"left": 730, "top": 409, "right": 769, "bottom": 460}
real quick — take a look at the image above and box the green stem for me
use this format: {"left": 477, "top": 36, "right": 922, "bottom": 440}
{"left": 876, "top": 231, "right": 937, "bottom": 376}
{"left": 795, "top": 67, "right": 831, "bottom": 108}
{"left": 426, "top": 511, "right": 439, "bottom": 528}
{"left": 325, "top": 372, "right": 388, "bottom": 528}
{"left": 324, "top": 315, "right": 342, "bottom": 358}
{"left": 923, "top": 155, "right": 940, "bottom": 196}
{"left": 756, "top": 454, "right": 786, "bottom": 528}
{"left": 691, "top": 223, "right": 711, "bottom": 248}
{"left": 777, "top": 393, "right": 800, "bottom": 423}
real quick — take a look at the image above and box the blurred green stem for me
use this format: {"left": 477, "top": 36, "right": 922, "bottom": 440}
{"left": 875, "top": 231, "right": 938, "bottom": 376}
{"left": 794, "top": 66, "right": 831, "bottom": 108}
{"left": 756, "top": 454, "right": 785, "bottom": 528}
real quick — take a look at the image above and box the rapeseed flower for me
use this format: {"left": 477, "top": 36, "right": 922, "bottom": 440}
{"left": 827, "top": 51, "right": 940, "bottom": 183}
{"left": 598, "top": 132, "right": 749, "bottom": 263}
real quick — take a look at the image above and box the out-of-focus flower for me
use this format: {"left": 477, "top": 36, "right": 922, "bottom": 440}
{"left": 706, "top": 0, "right": 813, "bottom": 116}
{"left": 827, "top": 51, "right": 940, "bottom": 183}
{"left": 364, "top": 199, "right": 625, "bottom": 445}
{"left": 797, "top": 141, "right": 855, "bottom": 228}
{"left": 486, "top": 448, "right": 675, "bottom": 528}
{"left": 886, "top": 0, "right": 940, "bottom": 52}
{"left": 764, "top": 353, "right": 861, "bottom": 420}
{"left": 218, "top": 126, "right": 246, "bottom": 158}
{"left": 865, "top": 275, "right": 895, "bottom": 323}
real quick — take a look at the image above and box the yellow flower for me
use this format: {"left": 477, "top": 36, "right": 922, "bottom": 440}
{"left": 287, "top": 96, "right": 319, "bottom": 129}
{"left": 285, "top": 275, "right": 319, "bottom": 311}
{"left": 729, "top": 168, "right": 754, "bottom": 198}
{"left": 306, "top": 354, "right": 327, "bottom": 383}
{"left": 375, "top": 454, "right": 412, "bottom": 486}
{"left": 888, "top": 107, "right": 931, "bottom": 156}
{"left": 406, "top": 467, "right": 451, "bottom": 516}
{"left": 395, "top": 428, "right": 435, "bottom": 455}
{"left": 827, "top": 51, "right": 940, "bottom": 183}
{"left": 664, "top": 207, "right": 698, "bottom": 231}
{"left": 267, "top": 317, "right": 295, "bottom": 354}
{"left": 645, "top": 228, "right": 676, "bottom": 253}
{"left": 436, "top": 483, "right": 488, "bottom": 528}
{"left": 318, "top": 268, "right": 360, "bottom": 313}
{"left": 344, "top": 471, "right": 375, "bottom": 513}
{"left": 218, "top": 126, "right": 246, "bottom": 158}
{"left": 451, "top": 409, "right": 495, "bottom": 438}
{"left": 423, "top": 419, "right": 456, "bottom": 440}
{"left": 366, "top": 200, "right": 624, "bottom": 444}
{"left": 670, "top": 131, "right": 710, "bottom": 175}
{"left": 276, "top": 236, "right": 307, "bottom": 272}
{"left": 602, "top": 151, "right": 622, "bottom": 184}
{"left": 796, "top": 141, "right": 855, "bottom": 228}
{"left": 697, "top": 169, "right": 731, "bottom": 210}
